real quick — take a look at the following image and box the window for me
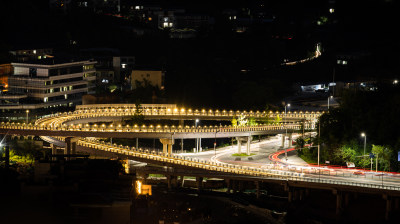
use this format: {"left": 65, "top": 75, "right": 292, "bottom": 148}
{"left": 44, "top": 97, "right": 48, "bottom": 102}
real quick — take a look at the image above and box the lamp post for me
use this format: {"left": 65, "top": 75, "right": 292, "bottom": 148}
{"left": 327, "top": 96, "right": 333, "bottom": 110}
{"left": 214, "top": 130, "right": 219, "bottom": 156}
{"left": 361, "top": 132, "right": 367, "bottom": 168}
{"left": 284, "top": 103, "right": 290, "bottom": 161}
{"left": 318, "top": 120, "right": 321, "bottom": 166}
{"left": 26, "top": 110, "right": 29, "bottom": 124}
{"left": 195, "top": 119, "right": 199, "bottom": 153}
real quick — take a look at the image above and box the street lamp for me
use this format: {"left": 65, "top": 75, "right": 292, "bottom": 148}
{"left": 26, "top": 110, "right": 29, "bottom": 124}
{"left": 327, "top": 96, "right": 333, "bottom": 110}
{"left": 195, "top": 119, "right": 199, "bottom": 153}
{"left": 284, "top": 103, "right": 290, "bottom": 161}
{"left": 361, "top": 132, "right": 367, "bottom": 168}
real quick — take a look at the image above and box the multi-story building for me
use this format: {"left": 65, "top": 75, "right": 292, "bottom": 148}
{"left": 0, "top": 59, "right": 96, "bottom": 120}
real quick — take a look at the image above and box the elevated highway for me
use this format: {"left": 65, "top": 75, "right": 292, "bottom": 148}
{"left": 1, "top": 104, "right": 400, "bottom": 219}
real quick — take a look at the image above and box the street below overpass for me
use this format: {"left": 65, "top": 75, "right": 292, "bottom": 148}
{"left": 178, "top": 135, "right": 400, "bottom": 188}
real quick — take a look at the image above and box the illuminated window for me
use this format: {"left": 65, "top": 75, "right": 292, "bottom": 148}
{"left": 163, "top": 22, "right": 168, "bottom": 28}
{"left": 164, "top": 17, "right": 168, "bottom": 22}
{"left": 33, "top": 50, "right": 37, "bottom": 54}
{"left": 169, "top": 23, "right": 173, "bottom": 27}
{"left": 329, "top": 8, "right": 335, "bottom": 13}
{"left": 44, "top": 97, "right": 48, "bottom": 102}
{"left": 135, "top": 6, "right": 140, "bottom": 10}
{"left": 64, "top": 94, "right": 68, "bottom": 99}
{"left": 121, "top": 64, "right": 127, "bottom": 69}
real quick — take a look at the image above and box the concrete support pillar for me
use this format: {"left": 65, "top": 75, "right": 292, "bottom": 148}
{"left": 238, "top": 181, "right": 243, "bottom": 193}
{"left": 65, "top": 137, "right": 79, "bottom": 160}
{"left": 299, "top": 189, "right": 304, "bottom": 201}
{"left": 281, "top": 134, "right": 286, "bottom": 148}
{"left": 334, "top": 191, "right": 342, "bottom": 216}
{"left": 181, "top": 139, "right": 184, "bottom": 153}
{"left": 288, "top": 189, "right": 293, "bottom": 202}
{"left": 383, "top": 194, "right": 392, "bottom": 221}
{"left": 288, "top": 133, "right": 293, "bottom": 147}
{"left": 51, "top": 144, "right": 57, "bottom": 161}
{"left": 226, "top": 179, "right": 232, "bottom": 193}
{"left": 305, "top": 189, "right": 310, "bottom": 197}
{"left": 65, "top": 137, "right": 79, "bottom": 153}
{"left": 344, "top": 193, "right": 349, "bottom": 207}
{"left": 236, "top": 138, "right": 242, "bottom": 154}
{"left": 180, "top": 176, "right": 185, "bottom": 187}
{"left": 162, "top": 142, "right": 168, "bottom": 154}
{"left": 246, "top": 136, "right": 251, "bottom": 155}
{"left": 255, "top": 181, "right": 260, "bottom": 199}
{"left": 168, "top": 144, "right": 173, "bottom": 155}
{"left": 232, "top": 180, "right": 237, "bottom": 193}
{"left": 167, "top": 175, "right": 172, "bottom": 190}
{"left": 71, "top": 142, "right": 77, "bottom": 155}
{"left": 160, "top": 138, "right": 174, "bottom": 156}
{"left": 179, "top": 120, "right": 184, "bottom": 127}
{"left": 196, "top": 177, "right": 203, "bottom": 191}
{"left": 199, "top": 138, "right": 202, "bottom": 152}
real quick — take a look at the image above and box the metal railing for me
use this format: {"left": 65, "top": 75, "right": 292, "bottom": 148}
{"left": 75, "top": 137, "right": 400, "bottom": 192}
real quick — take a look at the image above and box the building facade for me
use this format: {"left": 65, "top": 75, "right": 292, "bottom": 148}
{"left": 131, "top": 70, "right": 165, "bottom": 90}
{"left": 0, "top": 60, "right": 96, "bottom": 119}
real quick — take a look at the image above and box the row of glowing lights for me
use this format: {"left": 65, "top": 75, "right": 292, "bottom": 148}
{"left": 82, "top": 139, "right": 382, "bottom": 184}
{"left": 55, "top": 123, "right": 301, "bottom": 129}
{"left": 75, "top": 108, "right": 322, "bottom": 114}
{"left": 83, "top": 139, "right": 283, "bottom": 176}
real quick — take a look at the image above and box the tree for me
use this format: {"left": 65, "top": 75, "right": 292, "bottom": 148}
{"left": 248, "top": 117, "right": 257, "bottom": 126}
{"left": 295, "top": 137, "right": 306, "bottom": 151}
{"left": 237, "top": 114, "right": 248, "bottom": 127}
{"left": 231, "top": 117, "right": 237, "bottom": 127}
{"left": 334, "top": 145, "right": 357, "bottom": 165}
{"left": 274, "top": 115, "right": 282, "bottom": 124}
{"left": 372, "top": 145, "right": 393, "bottom": 171}
{"left": 130, "top": 100, "right": 145, "bottom": 125}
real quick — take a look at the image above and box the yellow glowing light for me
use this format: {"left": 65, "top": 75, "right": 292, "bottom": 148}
{"left": 136, "top": 180, "right": 142, "bottom": 194}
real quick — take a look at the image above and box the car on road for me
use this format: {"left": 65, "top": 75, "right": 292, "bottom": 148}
{"left": 353, "top": 171, "right": 365, "bottom": 175}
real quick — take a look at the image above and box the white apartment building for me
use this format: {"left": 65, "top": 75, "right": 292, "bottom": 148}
{"left": 0, "top": 60, "right": 96, "bottom": 113}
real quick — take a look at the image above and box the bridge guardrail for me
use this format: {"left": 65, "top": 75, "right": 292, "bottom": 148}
{"left": 73, "top": 137, "right": 400, "bottom": 192}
